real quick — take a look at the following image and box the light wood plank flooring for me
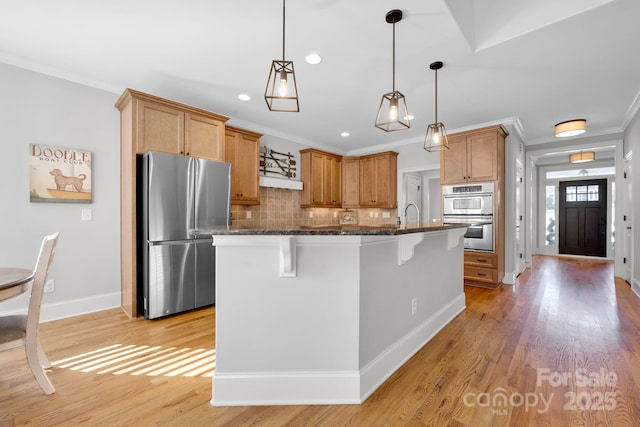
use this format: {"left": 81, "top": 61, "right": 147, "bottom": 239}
{"left": 1, "top": 255, "right": 639, "bottom": 426}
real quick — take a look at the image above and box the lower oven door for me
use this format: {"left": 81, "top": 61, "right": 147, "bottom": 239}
{"left": 463, "top": 223, "right": 493, "bottom": 252}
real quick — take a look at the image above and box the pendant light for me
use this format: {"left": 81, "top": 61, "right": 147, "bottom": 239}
{"left": 424, "top": 61, "right": 449, "bottom": 152}
{"left": 555, "top": 119, "right": 586, "bottom": 137}
{"left": 375, "top": 9, "right": 410, "bottom": 132}
{"left": 569, "top": 151, "right": 595, "bottom": 163}
{"left": 265, "top": 0, "right": 299, "bottom": 112}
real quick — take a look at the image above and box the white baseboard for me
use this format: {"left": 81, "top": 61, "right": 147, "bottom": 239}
{"left": 633, "top": 278, "right": 640, "bottom": 300}
{"left": 358, "top": 293, "right": 466, "bottom": 402}
{"left": 211, "top": 371, "right": 361, "bottom": 406}
{"left": 0, "top": 292, "right": 120, "bottom": 322}
{"left": 502, "top": 272, "right": 516, "bottom": 285}
{"left": 210, "top": 293, "right": 466, "bottom": 406}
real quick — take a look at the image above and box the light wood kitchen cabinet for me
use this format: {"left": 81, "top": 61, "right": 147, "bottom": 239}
{"left": 186, "top": 113, "right": 226, "bottom": 160}
{"left": 132, "top": 92, "right": 226, "bottom": 161}
{"left": 464, "top": 251, "right": 499, "bottom": 286}
{"left": 115, "top": 88, "right": 229, "bottom": 318}
{"left": 341, "top": 157, "right": 360, "bottom": 208}
{"left": 443, "top": 125, "right": 508, "bottom": 289}
{"left": 299, "top": 148, "right": 342, "bottom": 207}
{"left": 359, "top": 151, "right": 398, "bottom": 208}
{"left": 225, "top": 126, "right": 261, "bottom": 205}
{"left": 440, "top": 125, "right": 507, "bottom": 185}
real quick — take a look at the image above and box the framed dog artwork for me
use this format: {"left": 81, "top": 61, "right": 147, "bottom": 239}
{"left": 29, "top": 144, "right": 92, "bottom": 203}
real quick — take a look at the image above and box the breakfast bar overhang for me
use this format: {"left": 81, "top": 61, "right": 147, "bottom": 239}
{"left": 206, "top": 224, "right": 468, "bottom": 406}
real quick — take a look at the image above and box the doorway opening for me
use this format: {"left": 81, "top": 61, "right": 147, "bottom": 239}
{"left": 401, "top": 170, "right": 441, "bottom": 225}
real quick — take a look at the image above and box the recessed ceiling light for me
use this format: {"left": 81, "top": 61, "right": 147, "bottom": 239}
{"left": 238, "top": 94, "right": 251, "bottom": 101}
{"left": 305, "top": 53, "right": 322, "bottom": 65}
{"left": 341, "top": 132, "right": 350, "bottom": 137}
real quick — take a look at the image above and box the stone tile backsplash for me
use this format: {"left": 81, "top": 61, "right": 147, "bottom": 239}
{"left": 231, "top": 187, "right": 398, "bottom": 228}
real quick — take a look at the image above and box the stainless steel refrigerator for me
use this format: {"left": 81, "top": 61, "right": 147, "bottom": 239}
{"left": 142, "top": 151, "right": 231, "bottom": 319}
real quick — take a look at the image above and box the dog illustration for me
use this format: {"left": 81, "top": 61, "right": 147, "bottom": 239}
{"left": 50, "top": 168, "right": 87, "bottom": 192}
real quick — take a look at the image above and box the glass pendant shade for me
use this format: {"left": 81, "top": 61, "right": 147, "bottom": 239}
{"left": 264, "top": 0, "right": 299, "bottom": 112}
{"left": 424, "top": 61, "right": 449, "bottom": 152}
{"left": 424, "top": 122, "right": 449, "bottom": 151}
{"left": 375, "top": 9, "right": 410, "bottom": 132}
{"left": 376, "top": 91, "right": 410, "bottom": 131}
{"left": 265, "top": 60, "right": 299, "bottom": 112}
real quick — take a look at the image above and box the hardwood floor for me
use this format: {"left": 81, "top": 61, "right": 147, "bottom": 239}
{"left": 1, "top": 255, "right": 639, "bottom": 426}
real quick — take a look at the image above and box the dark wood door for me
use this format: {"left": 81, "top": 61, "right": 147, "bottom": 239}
{"left": 559, "top": 179, "right": 607, "bottom": 257}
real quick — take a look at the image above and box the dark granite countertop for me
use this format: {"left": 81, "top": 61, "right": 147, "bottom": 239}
{"left": 193, "top": 222, "right": 469, "bottom": 236}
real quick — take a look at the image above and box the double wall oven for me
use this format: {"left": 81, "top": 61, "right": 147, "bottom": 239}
{"left": 442, "top": 182, "right": 494, "bottom": 252}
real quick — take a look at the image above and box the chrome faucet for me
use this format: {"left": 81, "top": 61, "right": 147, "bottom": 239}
{"left": 402, "top": 203, "right": 420, "bottom": 227}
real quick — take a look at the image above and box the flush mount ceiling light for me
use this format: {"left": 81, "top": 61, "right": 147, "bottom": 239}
{"left": 265, "top": 0, "right": 299, "bottom": 112}
{"left": 555, "top": 119, "right": 586, "bottom": 137}
{"left": 424, "top": 61, "right": 449, "bottom": 152}
{"left": 375, "top": 9, "right": 410, "bottom": 132}
{"left": 569, "top": 151, "right": 595, "bottom": 163}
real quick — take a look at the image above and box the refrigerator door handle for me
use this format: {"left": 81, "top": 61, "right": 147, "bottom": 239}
{"left": 187, "top": 157, "right": 196, "bottom": 231}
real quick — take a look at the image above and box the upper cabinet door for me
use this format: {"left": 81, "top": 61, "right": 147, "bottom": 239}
{"left": 467, "top": 132, "right": 498, "bottom": 183}
{"left": 136, "top": 100, "right": 185, "bottom": 155}
{"left": 225, "top": 126, "right": 261, "bottom": 205}
{"left": 440, "top": 135, "right": 467, "bottom": 185}
{"left": 341, "top": 157, "right": 360, "bottom": 208}
{"left": 185, "top": 113, "right": 225, "bottom": 161}
{"left": 359, "top": 156, "right": 376, "bottom": 206}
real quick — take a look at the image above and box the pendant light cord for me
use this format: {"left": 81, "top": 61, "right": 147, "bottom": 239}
{"left": 282, "top": 0, "right": 286, "bottom": 62}
{"left": 392, "top": 20, "right": 396, "bottom": 92}
{"left": 434, "top": 68, "right": 438, "bottom": 123}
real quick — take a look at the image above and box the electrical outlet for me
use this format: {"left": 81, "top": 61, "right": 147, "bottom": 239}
{"left": 411, "top": 297, "right": 418, "bottom": 315}
{"left": 333, "top": 212, "right": 337, "bottom": 218}
{"left": 246, "top": 211, "right": 252, "bottom": 219}
{"left": 44, "top": 279, "right": 55, "bottom": 293}
{"left": 375, "top": 212, "right": 379, "bottom": 218}
{"left": 309, "top": 211, "right": 314, "bottom": 219}
{"left": 81, "top": 208, "right": 92, "bottom": 221}
{"left": 382, "top": 212, "right": 390, "bottom": 219}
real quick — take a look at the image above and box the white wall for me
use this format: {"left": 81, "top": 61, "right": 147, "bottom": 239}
{"left": 624, "top": 107, "right": 640, "bottom": 295}
{"left": 503, "top": 132, "right": 525, "bottom": 283}
{"left": 0, "top": 63, "right": 121, "bottom": 320}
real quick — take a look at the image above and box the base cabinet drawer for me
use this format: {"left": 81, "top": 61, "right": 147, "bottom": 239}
{"left": 464, "top": 251, "right": 497, "bottom": 268}
{"left": 464, "top": 266, "right": 498, "bottom": 283}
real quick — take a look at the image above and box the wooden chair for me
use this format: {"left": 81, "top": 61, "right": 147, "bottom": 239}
{"left": 0, "top": 232, "right": 59, "bottom": 395}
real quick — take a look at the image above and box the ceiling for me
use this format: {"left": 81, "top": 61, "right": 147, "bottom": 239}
{"left": 1, "top": 0, "right": 639, "bottom": 155}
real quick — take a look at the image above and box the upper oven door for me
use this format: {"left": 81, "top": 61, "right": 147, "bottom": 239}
{"left": 442, "top": 183, "right": 494, "bottom": 216}
{"left": 443, "top": 193, "right": 493, "bottom": 216}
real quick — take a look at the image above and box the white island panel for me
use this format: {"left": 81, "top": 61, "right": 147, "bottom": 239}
{"left": 211, "top": 228, "right": 466, "bottom": 406}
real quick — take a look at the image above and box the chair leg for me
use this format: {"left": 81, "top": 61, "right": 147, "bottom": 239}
{"left": 25, "top": 338, "right": 55, "bottom": 395}
{"left": 37, "top": 340, "right": 52, "bottom": 369}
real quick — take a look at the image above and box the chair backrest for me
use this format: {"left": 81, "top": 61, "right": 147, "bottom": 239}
{"left": 26, "top": 232, "right": 59, "bottom": 333}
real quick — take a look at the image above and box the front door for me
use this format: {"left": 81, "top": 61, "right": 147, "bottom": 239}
{"left": 558, "top": 179, "right": 607, "bottom": 257}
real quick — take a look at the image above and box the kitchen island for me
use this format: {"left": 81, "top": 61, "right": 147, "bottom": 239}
{"left": 204, "top": 223, "right": 468, "bottom": 406}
